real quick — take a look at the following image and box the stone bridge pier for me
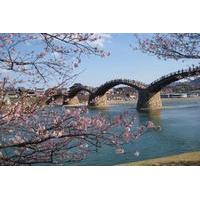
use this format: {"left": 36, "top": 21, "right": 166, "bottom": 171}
{"left": 136, "top": 89, "right": 162, "bottom": 111}
{"left": 88, "top": 89, "right": 162, "bottom": 111}
{"left": 64, "top": 96, "right": 80, "bottom": 105}
{"left": 88, "top": 94, "right": 107, "bottom": 107}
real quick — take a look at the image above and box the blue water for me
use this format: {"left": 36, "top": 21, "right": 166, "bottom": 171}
{"left": 69, "top": 98, "right": 200, "bottom": 165}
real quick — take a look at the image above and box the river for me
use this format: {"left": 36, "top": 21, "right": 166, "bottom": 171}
{"left": 68, "top": 97, "right": 200, "bottom": 165}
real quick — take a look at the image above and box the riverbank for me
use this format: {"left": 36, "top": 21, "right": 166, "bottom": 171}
{"left": 107, "top": 96, "right": 200, "bottom": 106}
{"left": 120, "top": 151, "right": 200, "bottom": 166}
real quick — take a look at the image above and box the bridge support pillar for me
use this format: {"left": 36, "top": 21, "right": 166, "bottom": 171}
{"left": 137, "top": 89, "right": 162, "bottom": 111}
{"left": 64, "top": 96, "right": 80, "bottom": 105}
{"left": 88, "top": 95, "right": 107, "bottom": 108}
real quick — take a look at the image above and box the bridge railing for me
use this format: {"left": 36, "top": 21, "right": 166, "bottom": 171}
{"left": 95, "top": 79, "right": 147, "bottom": 90}
{"left": 70, "top": 67, "right": 200, "bottom": 93}
{"left": 149, "top": 66, "right": 200, "bottom": 86}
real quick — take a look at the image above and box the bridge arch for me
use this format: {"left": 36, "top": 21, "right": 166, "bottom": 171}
{"left": 137, "top": 66, "right": 200, "bottom": 111}
{"left": 147, "top": 67, "right": 200, "bottom": 93}
{"left": 45, "top": 94, "right": 67, "bottom": 105}
{"left": 67, "top": 84, "right": 93, "bottom": 99}
{"left": 88, "top": 79, "right": 147, "bottom": 106}
{"left": 46, "top": 84, "right": 93, "bottom": 105}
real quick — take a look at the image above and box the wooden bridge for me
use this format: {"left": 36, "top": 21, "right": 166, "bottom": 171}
{"left": 46, "top": 66, "right": 200, "bottom": 111}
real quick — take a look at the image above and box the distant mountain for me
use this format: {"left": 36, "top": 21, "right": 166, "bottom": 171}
{"left": 169, "top": 77, "right": 200, "bottom": 87}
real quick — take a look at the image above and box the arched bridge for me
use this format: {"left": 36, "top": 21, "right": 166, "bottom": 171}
{"left": 136, "top": 66, "right": 200, "bottom": 111}
{"left": 147, "top": 66, "right": 200, "bottom": 93}
{"left": 88, "top": 79, "right": 147, "bottom": 106}
{"left": 67, "top": 83, "right": 94, "bottom": 99}
{"left": 46, "top": 66, "right": 200, "bottom": 111}
{"left": 46, "top": 84, "right": 94, "bottom": 105}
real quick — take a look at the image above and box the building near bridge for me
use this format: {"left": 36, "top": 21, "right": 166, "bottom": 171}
{"left": 161, "top": 93, "right": 188, "bottom": 98}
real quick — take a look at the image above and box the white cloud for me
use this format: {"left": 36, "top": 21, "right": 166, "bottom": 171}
{"left": 92, "top": 33, "right": 111, "bottom": 48}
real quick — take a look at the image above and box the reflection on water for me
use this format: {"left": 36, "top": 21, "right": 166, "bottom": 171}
{"left": 66, "top": 98, "right": 200, "bottom": 165}
{"left": 145, "top": 109, "right": 162, "bottom": 127}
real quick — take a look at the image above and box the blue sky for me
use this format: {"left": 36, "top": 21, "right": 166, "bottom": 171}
{"left": 73, "top": 33, "right": 195, "bottom": 87}
{"left": 2, "top": 33, "right": 196, "bottom": 89}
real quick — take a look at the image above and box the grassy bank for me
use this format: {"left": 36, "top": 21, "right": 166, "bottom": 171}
{"left": 120, "top": 151, "right": 200, "bottom": 166}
